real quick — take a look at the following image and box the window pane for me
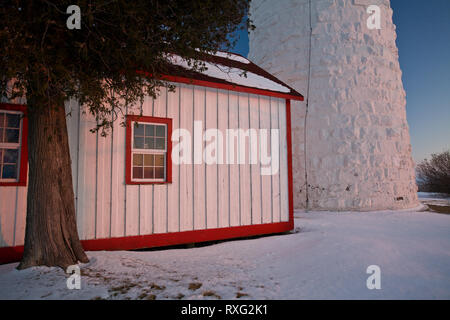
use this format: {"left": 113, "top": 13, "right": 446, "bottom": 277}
{"left": 2, "top": 164, "right": 17, "bottom": 179}
{"left": 144, "top": 137, "right": 154, "bottom": 149}
{"left": 133, "top": 167, "right": 143, "bottom": 179}
{"left": 0, "top": 113, "right": 5, "bottom": 128}
{"left": 145, "top": 124, "right": 155, "bottom": 137}
{"left": 133, "top": 153, "right": 143, "bottom": 166}
{"left": 134, "top": 123, "right": 145, "bottom": 136}
{"left": 154, "top": 137, "right": 165, "bottom": 150}
{"left": 4, "top": 149, "right": 18, "bottom": 164}
{"left": 144, "top": 154, "right": 154, "bottom": 166}
{"left": 5, "top": 129, "right": 20, "bottom": 143}
{"left": 0, "top": 149, "right": 3, "bottom": 164}
{"left": 0, "top": 129, "right": 3, "bottom": 143}
{"left": 6, "top": 114, "right": 21, "bottom": 128}
{"left": 155, "top": 125, "right": 165, "bottom": 137}
{"left": 154, "top": 154, "right": 165, "bottom": 166}
{"left": 144, "top": 167, "right": 154, "bottom": 179}
{"left": 155, "top": 167, "right": 165, "bottom": 179}
{"left": 134, "top": 137, "right": 144, "bottom": 149}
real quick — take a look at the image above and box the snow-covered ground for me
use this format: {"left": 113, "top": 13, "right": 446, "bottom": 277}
{"left": 418, "top": 192, "right": 450, "bottom": 205}
{"left": 1, "top": 202, "right": 450, "bottom": 300}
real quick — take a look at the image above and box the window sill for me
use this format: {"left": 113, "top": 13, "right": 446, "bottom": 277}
{"left": 0, "top": 181, "right": 27, "bottom": 187}
{"left": 126, "top": 180, "right": 172, "bottom": 185}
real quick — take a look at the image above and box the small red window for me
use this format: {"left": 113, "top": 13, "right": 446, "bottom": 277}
{"left": 126, "top": 115, "right": 172, "bottom": 185}
{"left": 0, "top": 103, "right": 28, "bottom": 187}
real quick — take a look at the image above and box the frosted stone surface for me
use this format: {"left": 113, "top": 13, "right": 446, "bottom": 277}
{"left": 249, "top": 0, "right": 418, "bottom": 210}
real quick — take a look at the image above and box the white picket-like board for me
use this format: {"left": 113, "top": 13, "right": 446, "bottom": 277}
{"left": 278, "top": 99, "right": 289, "bottom": 222}
{"left": 217, "top": 90, "right": 230, "bottom": 228}
{"left": 125, "top": 103, "right": 140, "bottom": 236}
{"left": 65, "top": 99, "right": 80, "bottom": 195}
{"left": 65, "top": 99, "right": 81, "bottom": 241}
{"left": 139, "top": 95, "right": 154, "bottom": 235}
{"left": 192, "top": 86, "right": 206, "bottom": 230}
{"left": 152, "top": 88, "right": 168, "bottom": 234}
{"left": 228, "top": 93, "right": 240, "bottom": 227}
{"left": 96, "top": 132, "right": 112, "bottom": 239}
{"left": 205, "top": 88, "right": 218, "bottom": 229}
{"left": 249, "top": 95, "right": 262, "bottom": 225}
{"left": 238, "top": 93, "right": 252, "bottom": 226}
{"left": 179, "top": 84, "right": 194, "bottom": 231}
{"left": 14, "top": 186, "right": 27, "bottom": 246}
{"left": 167, "top": 85, "right": 180, "bottom": 233}
{"left": 125, "top": 185, "right": 139, "bottom": 236}
{"left": 0, "top": 187, "right": 17, "bottom": 246}
{"left": 271, "top": 98, "right": 281, "bottom": 223}
{"left": 259, "top": 96, "right": 272, "bottom": 224}
{"left": 77, "top": 109, "right": 97, "bottom": 239}
{"left": 110, "top": 106, "right": 126, "bottom": 238}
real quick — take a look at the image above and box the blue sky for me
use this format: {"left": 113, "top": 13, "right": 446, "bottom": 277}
{"left": 231, "top": 0, "right": 450, "bottom": 163}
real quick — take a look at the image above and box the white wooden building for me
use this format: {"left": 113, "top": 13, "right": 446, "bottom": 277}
{"left": 0, "top": 52, "right": 303, "bottom": 263}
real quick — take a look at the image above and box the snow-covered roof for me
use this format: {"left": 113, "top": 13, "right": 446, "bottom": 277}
{"left": 210, "top": 51, "right": 250, "bottom": 64}
{"left": 162, "top": 51, "right": 304, "bottom": 101}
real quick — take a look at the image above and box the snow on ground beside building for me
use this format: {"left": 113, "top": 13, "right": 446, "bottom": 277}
{"left": 418, "top": 192, "right": 450, "bottom": 214}
{"left": 0, "top": 201, "right": 449, "bottom": 300}
{"left": 418, "top": 192, "right": 450, "bottom": 203}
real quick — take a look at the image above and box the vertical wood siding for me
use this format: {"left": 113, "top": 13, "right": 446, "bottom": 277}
{"left": 138, "top": 95, "right": 154, "bottom": 236}
{"left": 110, "top": 98, "right": 127, "bottom": 238}
{"left": 179, "top": 84, "right": 194, "bottom": 232}
{"left": 0, "top": 85, "right": 290, "bottom": 248}
{"left": 193, "top": 86, "right": 206, "bottom": 230}
{"left": 239, "top": 93, "right": 252, "bottom": 226}
{"left": 167, "top": 86, "right": 180, "bottom": 233}
{"left": 249, "top": 94, "right": 262, "bottom": 225}
{"left": 259, "top": 97, "right": 272, "bottom": 224}
{"left": 217, "top": 89, "right": 230, "bottom": 229}
{"left": 153, "top": 88, "right": 168, "bottom": 234}
{"left": 228, "top": 93, "right": 240, "bottom": 227}
{"left": 205, "top": 88, "right": 218, "bottom": 229}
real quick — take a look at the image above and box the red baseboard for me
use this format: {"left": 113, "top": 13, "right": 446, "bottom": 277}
{"left": 0, "top": 221, "right": 293, "bottom": 265}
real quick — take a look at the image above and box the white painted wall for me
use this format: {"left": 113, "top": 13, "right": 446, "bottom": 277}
{"left": 249, "top": 0, "right": 419, "bottom": 210}
{"left": 0, "top": 83, "right": 290, "bottom": 247}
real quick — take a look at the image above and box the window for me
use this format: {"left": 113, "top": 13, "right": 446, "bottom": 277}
{"left": 126, "top": 115, "right": 172, "bottom": 184}
{"left": 0, "top": 104, "right": 28, "bottom": 186}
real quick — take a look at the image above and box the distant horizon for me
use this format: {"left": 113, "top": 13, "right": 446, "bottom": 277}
{"left": 230, "top": 0, "right": 450, "bottom": 164}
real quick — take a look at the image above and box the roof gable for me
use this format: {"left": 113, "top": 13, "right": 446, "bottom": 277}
{"left": 161, "top": 51, "right": 304, "bottom": 101}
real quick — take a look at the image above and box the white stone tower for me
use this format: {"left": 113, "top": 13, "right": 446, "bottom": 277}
{"left": 249, "top": 0, "right": 419, "bottom": 210}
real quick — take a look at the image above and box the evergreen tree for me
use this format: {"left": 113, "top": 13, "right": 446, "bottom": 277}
{"left": 0, "top": 0, "right": 251, "bottom": 269}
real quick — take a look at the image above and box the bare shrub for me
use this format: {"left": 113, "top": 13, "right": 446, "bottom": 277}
{"left": 416, "top": 150, "right": 450, "bottom": 194}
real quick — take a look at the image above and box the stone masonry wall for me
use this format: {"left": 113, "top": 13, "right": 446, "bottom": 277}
{"left": 249, "top": 0, "right": 419, "bottom": 210}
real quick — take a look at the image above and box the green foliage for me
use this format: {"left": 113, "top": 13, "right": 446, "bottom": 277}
{"left": 416, "top": 150, "right": 450, "bottom": 194}
{"left": 0, "top": 0, "right": 252, "bottom": 135}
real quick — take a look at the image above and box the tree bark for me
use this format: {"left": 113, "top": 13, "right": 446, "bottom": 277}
{"left": 18, "top": 99, "right": 89, "bottom": 270}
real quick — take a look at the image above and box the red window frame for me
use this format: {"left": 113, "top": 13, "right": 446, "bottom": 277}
{"left": 125, "top": 115, "right": 172, "bottom": 185}
{"left": 0, "top": 103, "right": 28, "bottom": 187}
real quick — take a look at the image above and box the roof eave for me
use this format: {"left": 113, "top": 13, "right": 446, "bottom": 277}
{"left": 137, "top": 70, "right": 304, "bottom": 101}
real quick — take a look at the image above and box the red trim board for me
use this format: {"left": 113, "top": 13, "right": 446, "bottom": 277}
{"left": 136, "top": 71, "right": 304, "bottom": 102}
{"left": 0, "top": 221, "right": 293, "bottom": 264}
{"left": 285, "top": 99, "right": 295, "bottom": 224}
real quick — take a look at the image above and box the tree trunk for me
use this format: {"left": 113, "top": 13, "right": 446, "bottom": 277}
{"left": 18, "top": 100, "right": 89, "bottom": 270}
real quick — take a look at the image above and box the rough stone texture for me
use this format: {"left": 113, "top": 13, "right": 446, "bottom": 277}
{"left": 249, "top": 0, "right": 419, "bottom": 210}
